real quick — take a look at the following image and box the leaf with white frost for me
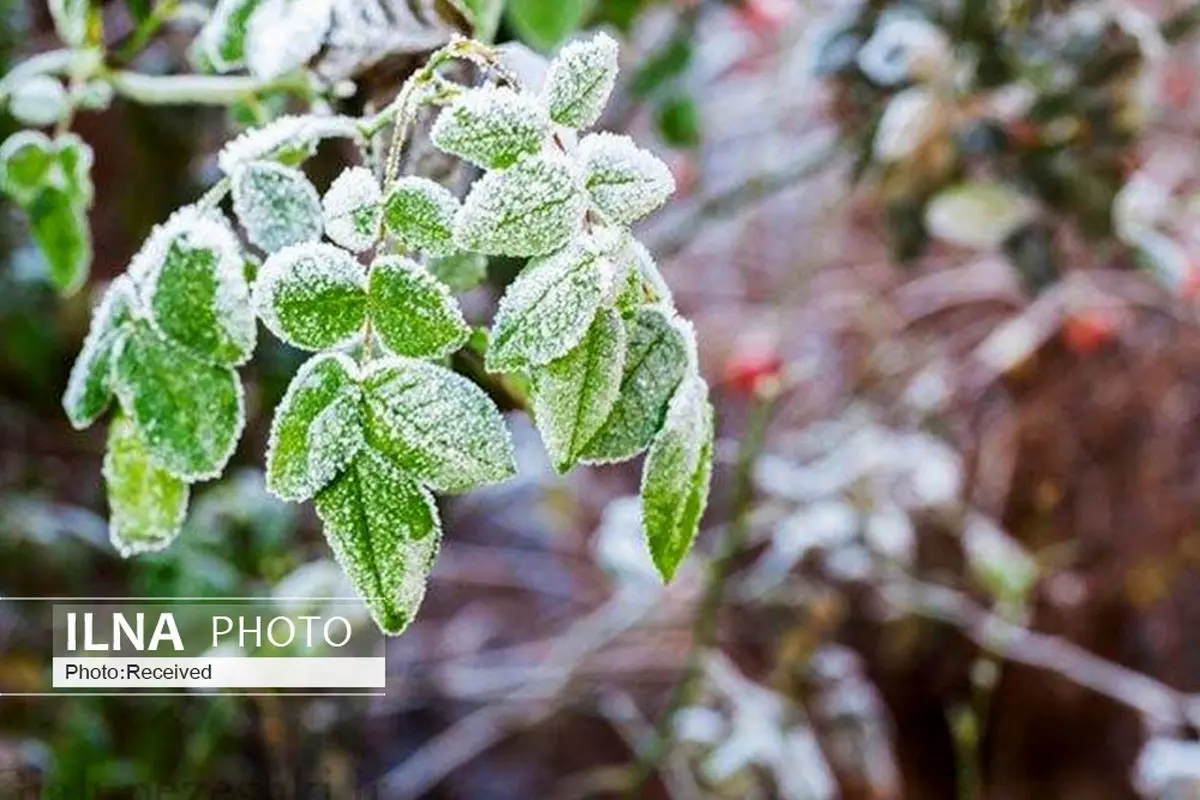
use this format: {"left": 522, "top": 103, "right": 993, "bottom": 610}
{"left": 29, "top": 188, "right": 90, "bottom": 295}
{"left": 367, "top": 256, "right": 469, "bottom": 359}
{"left": 104, "top": 413, "right": 190, "bottom": 558}
{"left": 244, "top": 0, "right": 334, "bottom": 80}
{"left": 532, "top": 307, "right": 625, "bottom": 473}
{"left": 430, "top": 85, "right": 550, "bottom": 169}
{"left": 455, "top": 153, "right": 585, "bottom": 257}
{"left": 48, "top": 0, "right": 89, "bottom": 47}
{"left": 63, "top": 276, "right": 137, "bottom": 430}
{"left": 383, "top": 177, "right": 460, "bottom": 257}
{"left": 613, "top": 234, "right": 673, "bottom": 310}
{"left": 541, "top": 32, "right": 619, "bottom": 129}
{"left": 314, "top": 445, "right": 441, "bottom": 634}
{"left": 581, "top": 306, "right": 688, "bottom": 463}
{"left": 232, "top": 161, "right": 323, "bottom": 253}
{"left": 925, "top": 180, "right": 1036, "bottom": 250}
{"left": 252, "top": 242, "right": 367, "bottom": 351}
{"left": 486, "top": 240, "right": 605, "bottom": 372}
{"left": 640, "top": 375, "right": 714, "bottom": 580}
{"left": 362, "top": 357, "right": 516, "bottom": 494}
{"left": 323, "top": 166, "right": 382, "bottom": 253}
{"left": 266, "top": 352, "right": 363, "bottom": 501}
{"left": 10, "top": 75, "right": 69, "bottom": 127}
{"left": 578, "top": 133, "right": 674, "bottom": 225}
{"left": 198, "top": 0, "right": 264, "bottom": 72}
{"left": 0, "top": 131, "right": 53, "bottom": 205}
{"left": 217, "top": 114, "right": 361, "bottom": 174}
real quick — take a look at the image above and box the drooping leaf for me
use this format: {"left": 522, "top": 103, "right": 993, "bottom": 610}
{"left": 232, "top": 160, "right": 324, "bottom": 253}
{"left": 244, "top": 0, "right": 334, "bottom": 80}
{"left": 0, "top": 131, "right": 54, "bottom": 205}
{"left": 112, "top": 322, "right": 245, "bottom": 481}
{"left": 104, "top": 413, "right": 191, "bottom": 558}
{"left": 9, "top": 75, "right": 69, "bottom": 127}
{"left": 532, "top": 307, "right": 626, "bottom": 473}
{"left": 541, "top": 32, "right": 619, "bottom": 128}
{"left": 428, "top": 250, "right": 487, "bottom": 291}
{"left": 383, "top": 177, "right": 460, "bottom": 257}
{"left": 455, "top": 153, "right": 585, "bottom": 257}
{"left": 366, "top": 257, "right": 469, "bottom": 359}
{"left": 485, "top": 240, "right": 605, "bottom": 372}
{"left": 640, "top": 374, "right": 713, "bottom": 580}
{"left": 197, "top": 0, "right": 264, "bottom": 72}
{"left": 506, "top": 0, "right": 592, "bottom": 52}
{"left": 362, "top": 357, "right": 516, "bottom": 493}
{"left": 28, "top": 187, "right": 90, "bottom": 296}
{"left": 266, "top": 352, "right": 363, "bottom": 502}
{"left": 63, "top": 276, "right": 138, "bottom": 430}
{"left": 578, "top": 133, "right": 674, "bottom": 225}
{"left": 252, "top": 242, "right": 366, "bottom": 351}
{"left": 323, "top": 166, "right": 382, "bottom": 253}
{"left": 430, "top": 86, "right": 550, "bottom": 169}
{"left": 314, "top": 446, "right": 441, "bottom": 634}
{"left": 581, "top": 305, "right": 688, "bottom": 463}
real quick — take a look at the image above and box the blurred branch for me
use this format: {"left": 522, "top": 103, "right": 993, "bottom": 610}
{"left": 107, "top": 70, "right": 311, "bottom": 105}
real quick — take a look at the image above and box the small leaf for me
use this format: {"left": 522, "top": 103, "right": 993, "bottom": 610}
{"left": 428, "top": 250, "right": 488, "bottom": 291}
{"left": 367, "top": 256, "right": 470, "bottom": 359}
{"left": 104, "top": 413, "right": 191, "bottom": 558}
{"left": 323, "top": 166, "right": 382, "bottom": 253}
{"left": 541, "top": 32, "right": 619, "bottom": 129}
{"left": 244, "top": 0, "right": 333, "bottom": 80}
{"left": 532, "top": 307, "right": 626, "bottom": 473}
{"left": 640, "top": 375, "right": 714, "bottom": 581}
{"left": 0, "top": 131, "right": 54, "bottom": 205}
{"left": 48, "top": 0, "right": 90, "bottom": 47}
{"left": 266, "top": 352, "right": 363, "bottom": 502}
{"left": 430, "top": 86, "right": 550, "bottom": 169}
{"left": 925, "top": 180, "right": 1037, "bottom": 250}
{"left": 579, "top": 133, "right": 674, "bottom": 225}
{"left": 252, "top": 242, "right": 366, "bottom": 351}
{"left": 113, "top": 322, "right": 245, "bottom": 481}
{"left": 63, "top": 276, "right": 138, "bottom": 430}
{"left": 9, "top": 75, "right": 69, "bottom": 128}
{"left": 581, "top": 305, "right": 688, "bottom": 463}
{"left": 656, "top": 93, "right": 701, "bottom": 149}
{"left": 383, "top": 177, "right": 460, "bottom": 257}
{"left": 29, "top": 187, "right": 91, "bottom": 296}
{"left": 362, "top": 357, "right": 516, "bottom": 494}
{"left": 47, "top": 133, "right": 94, "bottom": 206}
{"left": 505, "top": 0, "right": 591, "bottom": 51}
{"left": 314, "top": 446, "right": 441, "bottom": 634}
{"left": 486, "top": 239, "right": 605, "bottom": 372}
{"left": 198, "top": 0, "right": 264, "bottom": 72}
{"left": 218, "top": 114, "right": 361, "bottom": 174}
{"left": 232, "top": 160, "right": 323, "bottom": 253}
{"left": 455, "top": 153, "right": 586, "bottom": 257}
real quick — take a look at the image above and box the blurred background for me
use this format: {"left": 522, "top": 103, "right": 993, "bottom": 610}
{"left": 3, "top": 0, "right": 1200, "bottom": 797}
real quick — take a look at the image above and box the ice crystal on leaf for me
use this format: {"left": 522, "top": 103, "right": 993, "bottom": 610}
{"left": 104, "top": 414, "right": 191, "bottom": 558}
{"left": 217, "top": 114, "right": 361, "bottom": 175}
{"left": 366, "top": 256, "right": 470, "bottom": 359}
{"left": 383, "top": 176, "right": 460, "bottom": 257}
{"left": 63, "top": 276, "right": 138, "bottom": 430}
{"left": 541, "top": 32, "right": 619, "bottom": 130}
{"left": 430, "top": 85, "right": 551, "bottom": 169}
{"left": 578, "top": 133, "right": 675, "bottom": 225}
{"left": 232, "top": 160, "right": 324, "bottom": 253}
{"left": 252, "top": 242, "right": 367, "bottom": 351}
{"left": 323, "top": 166, "right": 382, "bottom": 253}
{"left": 245, "top": 0, "right": 334, "bottom": 80}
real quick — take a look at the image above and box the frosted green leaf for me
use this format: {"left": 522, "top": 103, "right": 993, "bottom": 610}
{"left": 0, "top": 131, "right": 54, "bottom": 205}
{"left": 367, "top": 256, "right": 469, "bottom": 359}
{"left": 103, "top": 413, "right": 190, "bottom": 558}
{"left": 112, "top": 322, "right": 245, "bottom": 481}
{"left": 266, "top": 352, "right": 363, "bottom": 502}
{"left": 47, "top": 133, "right": 94, "bottom": 206}
{"left": 198, "top": 0, "right": 264, "bottom": 72}
{"left": 252, "top": 242, "right": 366, "bottom": 351}
{"left": 9, "top": 75, "right": 69, "bottom": 127}
{"left": 532, "top": 307, "right": 626, "bottom": 473}
{"left": 323, "top": 166, "right": 382, "bottom": 253}
{"left": 579, "top": 133, "right": 675, "bottom": 225}
{"left": 314, "top": 446, "right": 441, "bottom": 634}
{"left": 581, "top": 305, "right": 689, "bottom": 463}
{"left": 232, "top": 161, "right": 323, "bottom": 253}
{"left": 455, "top": 153, "right": 585, "bottom": 257}
{"left": 362, "top": 357, "right": 516, "bottom": 494}
{"left": 613, "top": 234, "right": 673, "bottom": 310}
{"left": 63, "top": 276, "right": 138, "bottom": 430}
{"left": 218, "top": 114, "right": 361, "bottom": 174}
{"left": 49, "top": 0, "right": 89, "bottom": 47}
{"left": 429, "top": 251, "right": 487, "bottom": 291}
{"left": 141, "top": 211, "right": 256, "bottom": 365}
{"left": 244, "top": 0, "right": 333, "bottom": 80}
{"left": 541, "top": 32, "right": 619, "bottom": 130}
{"left": 430, "top": 85, "right": 550, "bottom": 169}
{"left": 29, "top": 187, "right": 90, "bottom": 296}
{"left": 383, "top": 177, "right": 460, "bottom": 257}
{"left": 640, "top": 374, "right": 714, "bottom": 581}
{"left": 486, "top": 240, "right": 605, "bottom": 372}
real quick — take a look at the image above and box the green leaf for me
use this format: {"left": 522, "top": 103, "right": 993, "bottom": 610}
{"left": 47, "top": 133, "right": 94, "bottom": 206}
{"left": 49, "top": 0, "right": 90, "bottom": 47}
{"left": 486, "top": 240, "right": 605, "bottom": 372}
{"left": 532, "top": 307, "right": 626, "bottom": 473}
{"left": 113, "top": 322, "right": 245, "bottom": 481}
{"left": 613, "top": 232, "right": 673, "bottom": 310}
{"left": 252, "top": 242, "right": 367, "bottom": 351}
{"left": 506, "top": 0, "right": 593, "bottom": 52}
{"left": 63, "top": 276, "right": 138, "bottom": 430}
{"left": 460, "top": 0, "right": 504, "bottom": 42}
{"left": 430, "top": 86, "right": 550, "bottom": 170}
{"left": 656, "top": 93, "right": 701, "bottom": 149}
{"left": 232, "top": 160, "right": 323, "bottom": 253}
{"left": 314, "top": 446, "right": 441, "bottom": 635}
{"left": 541, "top": 31, "right": 619, "bottom": 128}
{"left": 104, "top": 413, "right": 191, "bottom": 558}
{"left": 383, "top": 177, "right": 460, "bottom": 257}
{"left": 322, "top": 166, "right": 382, "bottom": 253}
{"left": 579, "top": 133, "right": 674, "bottom": 225}
{"left": 455, "top": 153, "right": 586, "bottom": 257}
{"left": 428, "top": 250, "right": 488, "bottom": 292}
{"left": 367, "top": 256, "right": 470, "bottom": 359}
{"left": 266, "top": 352, "right": 364, "bottom": 502}
{"left": 29, "top": 187, "right": 91, "bottom": 296}
{"left": 581, "top": 305, "right": 688, "bottom": 463}
{"left": 640, "top": 374, "right": 713, "bottom": 581}
{"left": 198, "top": 0, "right": 264, "bottom": 72}
{"left": 362, "top": 357, "right": 516, "bottom": 494}
{"left": 0, "top": 131, "right": 54, "bottom": 207}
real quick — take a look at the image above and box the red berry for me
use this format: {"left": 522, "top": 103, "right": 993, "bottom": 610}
{"left": 1063, "top": 311, "right": 1118, "bottom": 354}
{"left": 723, "top": 347, "right": 783, "bottom": 394}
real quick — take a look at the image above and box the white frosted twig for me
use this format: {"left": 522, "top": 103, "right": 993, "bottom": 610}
{"left": 108, "top": 71, "right": 307, "bottom": 105}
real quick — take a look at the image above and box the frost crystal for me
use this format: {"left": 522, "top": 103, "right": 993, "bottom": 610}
{"left": 245, "top": 0, "right": 334, "bottom": 80}
{"left": 104, "top": 414, "right": 190, "bottom": 558}
{"left": 430, "top": 85, "right": 551, "bottom": 169}
{"left": 383, "top": 176, "right": 460, "bottom": 257}
{"left": 323, "top": 166, "right": 382, "bottom": 253}
{"left": 541, "top": 32, "right": 620, "bottom": 130}
{"left": 253, "top": 242, "right": 367, "bottom": 351}
{"left": 578, "top": 133, "right": 675, "bottom": 225}
{"left": 455, "top": 153, "right": 586, "bottom": 257}
{"left": 63, "top": 276, "right": 138, "bottom": 430}
{"left": 366, "top": 256, "right": 470, "bottom": 359}
{"left": 217, "top": 114, "right": 361, "bottom": 175}
{"left": 232, "top": 161, "right": 324, "bottom": 253}
{"left": 362, "top": 357, "right": 516, "bottom": 494}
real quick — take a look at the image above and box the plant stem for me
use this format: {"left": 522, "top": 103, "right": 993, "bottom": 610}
{"left": 106, "top": 70, "right": 310, "bottom": 105}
